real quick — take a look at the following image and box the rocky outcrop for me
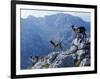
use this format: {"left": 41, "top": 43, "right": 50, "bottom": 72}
{"left": 31, "top": 37, "right": 90, "bottom": 69}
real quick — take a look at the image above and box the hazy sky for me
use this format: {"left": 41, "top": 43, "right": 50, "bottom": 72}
{"left": 21, "top": 9, "right": 91, "bottom": 22}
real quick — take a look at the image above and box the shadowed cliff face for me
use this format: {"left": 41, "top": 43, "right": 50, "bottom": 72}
{"left": 21, "top": 13, "right": 90, "bottom": 69}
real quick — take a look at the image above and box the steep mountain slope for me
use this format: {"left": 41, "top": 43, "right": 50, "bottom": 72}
{"left": 21, "top": 13, "right": 90, "bottom": 69}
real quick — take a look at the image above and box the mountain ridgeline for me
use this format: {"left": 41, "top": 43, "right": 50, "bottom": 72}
{"left": 21, "top": 13, "right": 90, "bottom": 69}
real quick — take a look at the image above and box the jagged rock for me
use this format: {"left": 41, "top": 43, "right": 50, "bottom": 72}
{"left": 31, "top": 37, "right": 90, "bottom": 69}
{"left": 32, "top": 59, "right": 48, "bottom": 69}
{"left": 47, "top": 52, "right": 60, "bottom": 64}
{"left": 49, "top": 54, "right": 75, "bottom": 68}
{"left": 80, "top": 58, "right": 90, "bottom": 66}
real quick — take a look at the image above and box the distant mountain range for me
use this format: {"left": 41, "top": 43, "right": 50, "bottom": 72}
{"left": 21, "top": 13, "right": 90, "bottom": 69}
